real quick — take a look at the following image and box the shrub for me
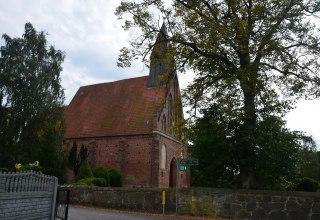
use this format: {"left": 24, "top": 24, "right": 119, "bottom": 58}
{"left": 0, "top": 168, "right": 9, "bottom": 172}
{"left": 108, "top": 168, "right": 122, "bottom": 187}
{"left": 93, "top": 166, "right": 110, "bottom": 186}
{"left": 295, "top": 178, "right": 319, "bottom": 192}
{"left": 15, "top": 161, "right": 41, "bottom": 172}
{"left": 76, "top": 177, "right": 107, "bottom": 187}
{"left": 75, "top": 161, "right": 93, "bottom": 182}
{"left": 287, "top": 177, "right": 319, "bottom": 192}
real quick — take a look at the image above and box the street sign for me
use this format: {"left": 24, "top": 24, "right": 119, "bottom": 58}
{"left": 179, "top": 157, "right": 199, "bottom": 165}
{"left": 178, "top": 165, "right": 188, "bottom": 171}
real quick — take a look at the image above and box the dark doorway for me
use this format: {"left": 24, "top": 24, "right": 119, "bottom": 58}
{"left": 169, "top": 158, "right": 177, "bottom": 187}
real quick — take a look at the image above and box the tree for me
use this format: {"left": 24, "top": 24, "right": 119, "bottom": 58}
{"left": 189, "top": 104, "right": 316, "bottom": 189}
{"left": 0, "top": 23, "right": 65, "bottom": 171}
{"left": 188, "top": 105, "right": 238, "bottom": 188}
{"left": 253, "top": 116, "right": 316, "bottom": 189}
{"left": 68, "top": 142, "right": 79, "bottom": 174}
{"left": 34, "top": 107, "right": 67, "bottom": 182}
{"left": 116, "top": 0, "right": 320, "bottom": 188}
{"left": 68, "top": 142, "right": 89, "bottom": 177}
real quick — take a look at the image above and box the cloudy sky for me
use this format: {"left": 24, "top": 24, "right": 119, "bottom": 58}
{"left": 1, "top": 0, "right": 320, "bottom": 147}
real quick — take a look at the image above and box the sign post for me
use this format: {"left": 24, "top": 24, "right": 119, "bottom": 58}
{"left": 162, "top": 191, "right": 166, "bottom": 214}
{"left": 175, "top": 157, "right": 198, "bottom": 215}
{"left": 176, "top": 158, "right": 179, "bottom": 214}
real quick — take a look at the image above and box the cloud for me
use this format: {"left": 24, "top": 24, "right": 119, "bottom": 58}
{"left": 1, "top": 0, "right": 319, "bottom": 148}
{"left": 285, "top": 99, "right": 320, "bottom": 147}
{"left": 0, "top": 0, "right": 148, "bottom": 100}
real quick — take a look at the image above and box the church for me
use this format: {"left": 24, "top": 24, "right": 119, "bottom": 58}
{"left": 64, "top": 24, "right": 189, "bottom": 188}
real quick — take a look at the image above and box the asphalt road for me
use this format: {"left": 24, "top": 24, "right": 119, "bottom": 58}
{"left": 67, "top": 206, "right": 221, "bottom": 220}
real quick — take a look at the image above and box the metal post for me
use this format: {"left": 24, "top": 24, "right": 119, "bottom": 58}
{"left": 176, "top": 158, "right": 179, "bottom": 214}
{"left": 162, "top": 191, "right": 166, "bottom": 214}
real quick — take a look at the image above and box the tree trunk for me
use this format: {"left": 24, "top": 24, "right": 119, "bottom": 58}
{"left": 238, "top": 90, "right": 257, "bottom": 188}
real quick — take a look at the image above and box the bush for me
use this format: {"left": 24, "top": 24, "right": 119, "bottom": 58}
{"left": 295, "top": 178, "right": 319, "bottom": 192}
{"left": 108, "top": 168, "right": 122, "bottom": 187}
{"left": 0, "top": 168, "right": 9, "bottom": 172}
{"left": 76, "top": 161, "right": 93, "bottom": 182}
{"left": 288, "top": 177, "right": 319, "bottom": 192}
{"left": 93, "top": 166, "right": 110, "bottom": 186}
{"left": 76, "top": 177, "right": 107, "bottom": 187}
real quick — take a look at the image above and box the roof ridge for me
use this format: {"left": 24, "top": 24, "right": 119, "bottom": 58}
{"left": 80, "top": 75, "right": 149, "bottom": 88}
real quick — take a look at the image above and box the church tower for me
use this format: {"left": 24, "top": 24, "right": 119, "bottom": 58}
{"left": 147, "top": 23, "right": 174, "bottom": 88}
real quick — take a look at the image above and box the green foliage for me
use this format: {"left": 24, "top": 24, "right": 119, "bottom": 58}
{"left": 0, "top": 23, "right": 65, "bottom": 178}
{"left": 34, "top": 109, "right": 67, "bottom": 183}
{"left": 75, "top": 161, "right": 93, "bottom": 182}
{"left": 68, "top": 142, "right": 89, "bottom": 177}
{"left": 0, "top": 168, "right": 8, "bottom": 172}
{"left": 108, "top": 168, "right": 122, "bottom": 187}
{"left": 68, "top": 142, "right": 78, "bottom": 174}
{"left": 76, "top": 167, "right": 122, "bottom": 187}
{"left": 79, "top": 144, "right": 88, "bottom": 164}
{"left": 189, "top": 106, "right": 238, "bottom": 188}
{"left": 76, "top": 177, "right": 107, "bottom": 187}
{"left": 117, "top": 0, "right": 320, "bottom": 188}
{"left": 189, "top": 105, "right": 317, "bottom": 189}
{"left": 296, "top": 150, "right": 319, "bottom": 180}
{"left": 288, "top": 177, "right": 319, "bottom": 192}
{"left": 317, "top": 152, "right": 320, "bottom": 180}
{"left": 93, "top": 166, "right": 110, "bottom": 186}
{"left": 253, "top": 116, "right": 312, "bottom": 188}
{"left": 15, "top": 161, "right": 41, "bottom": 172}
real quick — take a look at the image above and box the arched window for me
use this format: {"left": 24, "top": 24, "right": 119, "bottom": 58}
{"left": 168, "top": 94, "right": 173, "bottom": 127}
{"left": 161, "top": 144, "right": 166, "bottom": 169}
{"left": 162, "top": 115, "right": 166, "bottom": 132}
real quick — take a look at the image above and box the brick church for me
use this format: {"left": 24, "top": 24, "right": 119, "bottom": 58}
{"left": 64, "top": 24, "right": 189, "bottom": 188}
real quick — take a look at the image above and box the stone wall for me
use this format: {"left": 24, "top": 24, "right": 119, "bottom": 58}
{"left": 64, "top": 186, "right": 320, "bottom": 220}
{"left": 179, "top": 188, "right": 320, "bottom": 220}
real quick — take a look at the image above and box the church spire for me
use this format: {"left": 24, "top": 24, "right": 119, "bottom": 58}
{"left": 147, "top": 23, "right": 172, "bottom": 88}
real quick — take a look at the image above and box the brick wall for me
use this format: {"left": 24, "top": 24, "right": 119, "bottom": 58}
{"left": 64, "top": 133, "right": 189, "bottom": 188}
{"left": 156, "top": 133, "right": 189, "bottom": 188}
{"left": 65, "top": 135, "right": 154, "bottom": 187}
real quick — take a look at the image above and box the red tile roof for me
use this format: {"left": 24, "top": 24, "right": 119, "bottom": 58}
{"left": 64, "top": 76, "right": 165, "bottom": 138}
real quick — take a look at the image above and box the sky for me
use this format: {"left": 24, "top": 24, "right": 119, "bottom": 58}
{"left": 1, "top": 0, "right": 319, "bottom": 147}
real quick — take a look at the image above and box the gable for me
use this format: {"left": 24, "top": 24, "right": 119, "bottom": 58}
{"left": 65, "top": 76, "right": 165, "bottom": 138}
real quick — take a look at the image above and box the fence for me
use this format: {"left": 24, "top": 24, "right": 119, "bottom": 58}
{"left": 0, "top": 171, "right": 58, "bottom": 220}
{"left": 55, "top": 187, "right": 70, "bottom": 220}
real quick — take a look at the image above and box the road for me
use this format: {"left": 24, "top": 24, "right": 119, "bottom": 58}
{"left": 67, "top": 206, "right": 224, "bottom": 220}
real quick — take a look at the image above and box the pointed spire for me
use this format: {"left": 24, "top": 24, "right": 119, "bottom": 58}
{"left": 155, "top": 23, "right": 168, "bottom": 44}
{"left": 160, "top": 23, "right": 167, "bottom": 36}
{"left": 147, "top": 23, "right": 169, "bottom": 88}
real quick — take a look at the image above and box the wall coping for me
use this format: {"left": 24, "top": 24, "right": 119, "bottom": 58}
{"left": 61, "top": 185, "right": 320, "bottom": 197}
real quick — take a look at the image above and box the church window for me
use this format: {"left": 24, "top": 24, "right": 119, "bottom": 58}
{"left": 168, "top": 94, "right": 173, "bottom": 134}
{"left": 162, "top": 115, "right": 167, "bottom": 132}
{"left": 161, "top": 144, "right": 167, "bottom": 169}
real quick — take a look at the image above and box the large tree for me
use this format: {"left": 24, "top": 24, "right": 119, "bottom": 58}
{"left": 116, "top": 0, "right": 320, "bottom": 188}
{"left": 0, "top": 23, "right": 65, "bottom": 172}
{"left": 189, "top": 104, "right": 317, "bottom": 189}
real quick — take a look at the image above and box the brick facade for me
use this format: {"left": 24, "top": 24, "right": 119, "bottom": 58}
{"left": 64, "top": 132, "right": 189, "bottom": 188}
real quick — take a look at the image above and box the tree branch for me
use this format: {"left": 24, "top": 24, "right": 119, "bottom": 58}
{"left": 260, "top": 62, "right": 314, "bottom": 82}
